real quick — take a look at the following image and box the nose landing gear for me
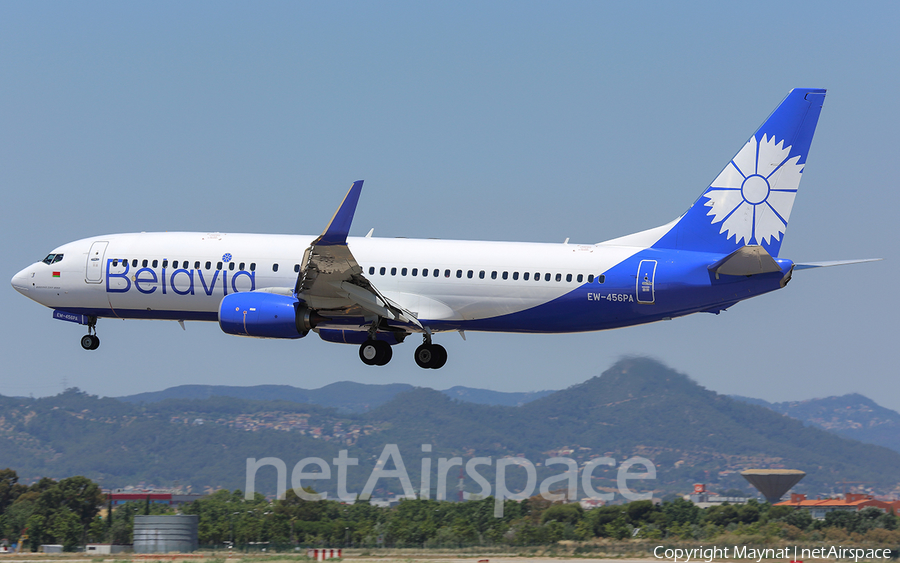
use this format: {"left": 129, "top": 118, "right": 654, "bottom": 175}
{"left": 80, "top": 317, "right": 100, "bottom": 350}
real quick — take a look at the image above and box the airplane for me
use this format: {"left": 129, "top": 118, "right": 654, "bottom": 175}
{"left": 11, "top": 88, "right": 879, "bottom": 369}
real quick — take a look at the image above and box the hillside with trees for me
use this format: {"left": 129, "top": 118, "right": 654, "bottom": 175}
{"left": 732, "top": 393, "right": 900, "bottom": 454}
{"left": 1, "top": 358, "right": 899, "bottom": 499}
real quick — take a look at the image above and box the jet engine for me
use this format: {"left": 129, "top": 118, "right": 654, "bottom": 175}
{"left": 218, "top": 292, "right": 318, "bottom": 338}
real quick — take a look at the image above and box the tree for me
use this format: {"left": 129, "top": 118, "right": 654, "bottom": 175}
{"left": 540, "top": 503, "right": 583, "bottom": 526}
{"left": 662, "top": 497, "right": 699, "bottom": 526}
{"left": 49, "top": 508, "right": 81, "bottom": 551}
{"left": 0, "top": 469, "right": 26, "bottom": 514}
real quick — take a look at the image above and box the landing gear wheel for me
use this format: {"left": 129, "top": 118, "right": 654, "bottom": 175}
{"left": 374, "top": 340, "right": 392, "bottom": 366}
{"left": 359, "top": 339, "right": 392, "bottom": 366}
{"left": 81, "top": 334, "right": 99, "bottom": 350}
{"left": 414, "top": 344, "right": 434, "bottom": 368}
{"left": 431, "top": 344, "right": 447, "bottom": 369}
{"left": 414, "top": 343, "right": 447, "bottom": 369}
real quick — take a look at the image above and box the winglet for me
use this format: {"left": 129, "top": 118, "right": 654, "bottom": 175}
{"left": 315, "top": 180, "right": 364, "bottom": 246}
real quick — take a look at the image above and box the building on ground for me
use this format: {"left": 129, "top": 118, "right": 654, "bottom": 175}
{"left": 684, "top": 483, "right": 749, "bottom": 508}
{"left": 775, "top": 493, "right": 895, "bottom": 519}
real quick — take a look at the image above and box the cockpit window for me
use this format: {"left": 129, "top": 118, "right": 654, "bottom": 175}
{"left": 42, "top": 254, "right": 64, "bottom": 265}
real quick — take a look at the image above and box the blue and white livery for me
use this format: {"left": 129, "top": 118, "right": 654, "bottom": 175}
{"left": 11, "top": 88, "right": 878, "bottom": 368}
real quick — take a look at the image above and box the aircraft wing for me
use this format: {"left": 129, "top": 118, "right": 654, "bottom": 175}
{"left": 294, "top": 181, "right": 423, "bottom": 330}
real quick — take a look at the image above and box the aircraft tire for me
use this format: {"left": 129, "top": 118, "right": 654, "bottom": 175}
{"left": 90, "top": 335, "right": 100, "bottom": 350}
{"left": 81, "top": 335, "right": 99, "bottom": 350}
{"left": 374, "top": 340, "right": 392, "bottom": 366}
{"left": 414, "top": 344, "right": 434, "bottom": 368}
{"left": 415, "top": 343, "right": 447, "bottom": 369}
{"left": 359, "top": 340, "right": 379, "bottom": 365}
{"left": 360, "top": 339, "right": 392, "bottom": 366}
{"left": 431, "top": 344, "right": 447, "bottom": 369}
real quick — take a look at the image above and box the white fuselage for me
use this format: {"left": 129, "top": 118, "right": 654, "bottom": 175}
{"left": 12, "top": 232, "right": 650, "bottom": 330}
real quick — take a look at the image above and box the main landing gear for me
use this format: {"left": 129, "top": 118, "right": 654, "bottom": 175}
{"left": 359, "top": 339, "right": 392, "bottom": 366}
{"left": 80, "top": 316, "right": 100, "bottom": 350}
{"left": 357, "top": 324, "right": 447, "bottom": 369}
{"left": 414, "top": 333, "right": 447, "bottom": 370}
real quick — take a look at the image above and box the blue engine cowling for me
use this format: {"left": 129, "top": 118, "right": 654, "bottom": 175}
{"left": 218, "top": 292, "right": 315, "bottom": 339}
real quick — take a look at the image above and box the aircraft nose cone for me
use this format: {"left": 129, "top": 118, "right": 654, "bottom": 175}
{"left": 11, "top": 266, "right": 33, "bottom": 295}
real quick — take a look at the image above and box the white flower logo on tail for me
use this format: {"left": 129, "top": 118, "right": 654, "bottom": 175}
{"left": 704, "top": 134, "right": 803, "bottom": 245}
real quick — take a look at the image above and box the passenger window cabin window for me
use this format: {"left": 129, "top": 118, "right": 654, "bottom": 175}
{"left": 217, "top": 262, "right": 223, "bottom": 270}
{"left": 380, "top": 267, "right": 386, "bottom": 275}
{"left": 566, "top": 273, "right": 572, "bottom": 282}
{"left": 401, "top": 268, "right": 407, "bottom": 276}
{"left": 172, "top": 261, "right": 178, "bottom": 268}
{"left": 577, "top": 274, "right": 583, "bottom": 283}
{"left": 142, "top": 260, "right": 148, "bottom": 267}
{"left": 391, "top": 267, "right": 397, "bottom": 276}
{"left": 435, "top": 269, "right": 441, "bottom": 277}
{"left": 250, "top": 263, "right": 256, "bottom": 271}
{"left": 502, "top": 271, "right": 508, "bottom": 280}
{"left": 491, "top": 271, "right": 498, "bottom": 280}
{"left": 555, "top": 273, "right": 561, "bottom": 282}
{"left": 599, "top": 274, "right": 606, "bottom": 283}
{"left": 421, "top": 268, "right": 428, "bottom": 277}
{"left": 194, "top": 261, "right": 200, "bottom": 269}
{"left": 479, "top": 270, "right": 485, "bottom": 279}
{"left": 229, "top": 262, "right": 235, "bottom": 271}
{"left": 369, "top": 267, "right": 375, "bottom": 275}
{"left": 546, "top": 273, "right": 552, "bottom": 282}
{"left": 153, "top": 260, "right": 159, "bottom": 268}
{"left": 513, "top": 272, "right": 519, "bottom": 280}
{"left": 133, "top": 259, "right": 138, "bottom": 267}
{"left": 588, "top": 274, "right": 595, "bottom": 283}
{"left": 272, "top": 264, "right": 278, "bottom": 272}
{"left": 412, "top": 268, "right": 418, "bottom": 276}
{"left": 467, "top": 270, "right": 473, "bottom": 279}
{"left": 162, "top": 259, "right": 168, "bottom": 268}
{"left": 535, "top": 272, "right": 540, "bottom": 281}
{"left": 112, "top": 259, "right": 118, "bottom": 266}
{"left": 456, "top": 270, "right": 462, "bottom": 278}
{"left": 205, "top": 261, "right": 211, "bottom": 270}
{"left": 523, "top": 272, "right": 529, "bottom": 281}
{"left": 444, "top": 269, "right": 450, "bottom": 278}
{"left": 239, "top": 262, "right": 245, "bottom": 270}
{"left": 294, "top": 264, "right": 300, "bottom": 273}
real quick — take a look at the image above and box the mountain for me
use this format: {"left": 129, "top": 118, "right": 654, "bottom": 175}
{"left": 3, "top": 358, "right": 899, "bottom": 499}
{"left": 731, "top": 393, "right": 900, "bottom": 454}
{"left": 116, "top": 382, "right": 417, "bottom": 413}
{"left": 117, "top": 383, "right": 554, "bottom": 411}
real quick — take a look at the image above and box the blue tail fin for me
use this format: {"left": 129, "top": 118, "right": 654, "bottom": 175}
{"left": 653, "top": 88, "right": 826, "bottom": 257}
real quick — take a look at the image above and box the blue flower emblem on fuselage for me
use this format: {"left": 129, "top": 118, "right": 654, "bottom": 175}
{"left": 222, "top": 253, "right": 233, "bottom": 263}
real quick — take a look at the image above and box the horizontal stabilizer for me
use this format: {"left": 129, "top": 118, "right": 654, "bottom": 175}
{"left": 709, "top": 245, "right": 781, "bottom": 276}
{"left": 794, "top": 258, "right": 882, "bottom": 270}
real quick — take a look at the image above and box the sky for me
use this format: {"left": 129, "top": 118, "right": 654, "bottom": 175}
{"left": 2, "top": 1, "right": 897, "bottom": 411}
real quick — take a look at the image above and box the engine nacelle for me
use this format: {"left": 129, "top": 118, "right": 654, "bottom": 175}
{"left": 218, "top": 292, "right": 317, "bottom": 339}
